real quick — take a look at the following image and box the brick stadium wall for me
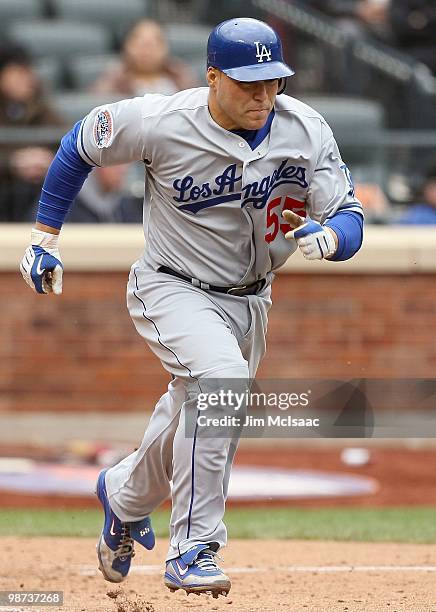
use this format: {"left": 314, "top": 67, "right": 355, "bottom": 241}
{"left": 1, "top": 272, "right": 435, "bottom": 412}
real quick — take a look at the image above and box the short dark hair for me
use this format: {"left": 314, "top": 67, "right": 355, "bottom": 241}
{"left": 424, "top": 163, "right": 436, "bottom": 183}
{"left": 0, "top": 42, "right": 31, "bottom": 73}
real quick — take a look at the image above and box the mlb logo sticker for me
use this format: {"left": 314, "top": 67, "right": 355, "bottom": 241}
{"left": 93, "top": 109, "right": 113, "bottom": 148}
{"left": 254, "top": 41, "right": 272, "bottom": 63}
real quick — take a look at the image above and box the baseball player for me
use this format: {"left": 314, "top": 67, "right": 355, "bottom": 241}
{"left": 20, "top": 18, "right": 364, "bottom": 598}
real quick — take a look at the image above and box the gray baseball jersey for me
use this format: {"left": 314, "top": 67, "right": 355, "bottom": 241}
{"left": 77, "top": 88, "right": 362, "bottom": 561}
{"left": 77, "top": 87, "right": 362, "bottom": 284}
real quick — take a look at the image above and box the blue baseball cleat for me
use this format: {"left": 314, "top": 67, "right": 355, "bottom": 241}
{"left": 164, "top": 544, "right": 231, "bottom": 598}
{"left": 96, "top": 469, "right": 155, "bottom": 583}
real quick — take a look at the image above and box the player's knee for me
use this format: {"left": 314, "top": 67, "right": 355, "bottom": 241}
{"left": 197, "top": 363, "right": 251, "bottom": 406}
{"left": 197, "top": 362, "right": 250, "bottom": 381}
{"left": 185, "top": 364, "right": 250, "bottom": 426}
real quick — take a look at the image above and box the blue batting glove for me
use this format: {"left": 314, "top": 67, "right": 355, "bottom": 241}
{"left": 20, "top": 229, "right": 63, "bottom": 295}
{"left": 283, "top": 210, "right": 337, "bottom": 260}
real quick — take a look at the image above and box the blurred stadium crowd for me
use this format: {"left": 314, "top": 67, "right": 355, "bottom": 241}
{"left": 0, "top": 0, "right": 435, "bottom": 225}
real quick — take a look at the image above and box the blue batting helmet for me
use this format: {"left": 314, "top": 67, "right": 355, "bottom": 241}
{"left": 207, "top": 18, "right": 294, "bottom": 84}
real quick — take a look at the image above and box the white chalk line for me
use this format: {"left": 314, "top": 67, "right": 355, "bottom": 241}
{"left": 73, "top": 564, "right": 436, "bottom": 576}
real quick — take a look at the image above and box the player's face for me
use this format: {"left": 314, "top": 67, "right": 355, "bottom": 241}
{"left": 207, "top": 69, "right": 279, "bottom": 131}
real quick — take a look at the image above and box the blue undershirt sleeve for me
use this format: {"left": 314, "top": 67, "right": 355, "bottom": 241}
{"left": 36, "top": 120, "right": 94, "bottom": 229}
{"left": 325, "top": 210, "right": 364, "bottom": 261}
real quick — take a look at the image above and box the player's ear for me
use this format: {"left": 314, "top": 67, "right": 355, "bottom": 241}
{"left": 207, "top": 67, "right": 219, "bottom": 89}
{"left": 277, "top": 78, "right": 286, "bottom": 94}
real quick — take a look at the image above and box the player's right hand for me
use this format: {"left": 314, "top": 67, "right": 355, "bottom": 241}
{"left": 20, "top": 228, "right": 63, "bottom": 295}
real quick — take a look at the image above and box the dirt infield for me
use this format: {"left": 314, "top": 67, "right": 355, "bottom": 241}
{"left": 3, "top": 538, "right": 436, "bottom": 612}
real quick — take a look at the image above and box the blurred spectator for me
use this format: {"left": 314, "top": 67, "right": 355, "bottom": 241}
{"left": 65, "top": 165, "right": 143, "bottom": 223}
{"left": 306, "top": 0, "right": 390, "bottom": 41}
{"left": 25, "top": 164, "right": 143, "bottom": 223}
{"left": 0, "top": 45, "right": 60, "bottom": 127}
{"left": 194, "top": 0, "right": 263, "bottom": 26}
{"left": 396, "top": 164, "right": 436, "bottom": 224}
{"left": 0, "top": 43, "right": 62, "bottom": 222}
{"left": 355, "top": 182, "right": 391, "bottom": 223}
{"left": 389, "top": 0, "right": 436, "bottom": 75}
{"left": 92, "top": 19, "right": 197, "bottom": 96}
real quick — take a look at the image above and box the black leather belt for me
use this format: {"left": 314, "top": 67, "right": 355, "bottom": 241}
{"left": 157, "top": 266, "right": 266, "bottom": 296}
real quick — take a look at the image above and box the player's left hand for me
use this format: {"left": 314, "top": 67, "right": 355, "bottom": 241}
{"left": 282, "top": 210, "right": 337, "bottom": 260}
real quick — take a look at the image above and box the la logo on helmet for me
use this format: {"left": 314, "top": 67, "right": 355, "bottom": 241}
{"left": 254, "top": 41, "right": 272, "bottom": 63}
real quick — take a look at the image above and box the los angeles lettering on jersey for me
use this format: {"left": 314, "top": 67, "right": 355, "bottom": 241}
{"left": 173, "top": 159, "right": 308, "bottom": 214}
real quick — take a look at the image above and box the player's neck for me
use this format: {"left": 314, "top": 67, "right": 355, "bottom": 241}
{"left": 207, "top": 95, "right": 240, "bottom": 131}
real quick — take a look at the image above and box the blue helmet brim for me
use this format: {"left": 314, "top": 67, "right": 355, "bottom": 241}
{"left": 222, "top": 61, "right": 294, "bottom": 82}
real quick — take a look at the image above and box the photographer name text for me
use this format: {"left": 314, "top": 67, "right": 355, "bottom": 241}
{"left": 197, "top": 415, "right": 320, "bottom": 427}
